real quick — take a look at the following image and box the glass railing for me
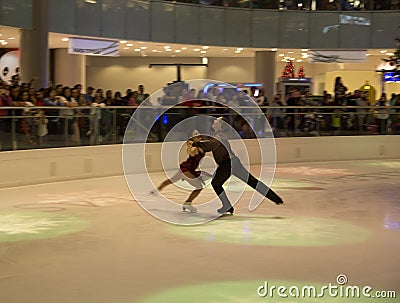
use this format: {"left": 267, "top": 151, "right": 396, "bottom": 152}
{"left": 0, "top": 105, "right": 399, "bottom": 151}
{"left": 166, "top": 0, "right": 398, "bottom": 10}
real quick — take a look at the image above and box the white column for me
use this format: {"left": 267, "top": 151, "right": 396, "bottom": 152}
{"left": 54, "top": 48, "right": 86, "bottom": 88}
{"left": 19, "top": 0, "right": 49, "bottom": 88}
{"left": 255, "top": 51, "right": 276, "bottom": 102}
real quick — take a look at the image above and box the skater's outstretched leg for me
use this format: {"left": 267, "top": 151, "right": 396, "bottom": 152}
{"left": 232, "top": 157, "right": 283, "bottom": 205}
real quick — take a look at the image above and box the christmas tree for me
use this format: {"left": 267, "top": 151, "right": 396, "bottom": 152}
{"left": 298, "top": 66, "right": 305, "bottom": 78}
{"left": 383, "top": 38, "right": 400, "bottom": 75}
{"left": 281, "top": 61, "right": 295, "bottom": 78}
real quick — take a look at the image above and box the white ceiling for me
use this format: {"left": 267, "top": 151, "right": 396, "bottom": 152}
{"left": 0, "top": 26, "right": 395, "bottom": 61}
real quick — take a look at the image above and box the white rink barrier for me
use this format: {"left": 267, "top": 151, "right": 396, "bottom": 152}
{"left": 0, "top": 136, "right": 399, "bottom": 188}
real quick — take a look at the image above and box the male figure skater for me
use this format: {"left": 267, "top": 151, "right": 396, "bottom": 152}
{"left": 191, "top": 117, "right": 284, "bottom": 214}
{"left": 151, "top": 131, "right": 209, "bottom": 213}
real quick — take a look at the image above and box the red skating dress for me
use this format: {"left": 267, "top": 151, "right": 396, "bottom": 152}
{"left": 179, "top": 152, "right": 205, "bottom": 177}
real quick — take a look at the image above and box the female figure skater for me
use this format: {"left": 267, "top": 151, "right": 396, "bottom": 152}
{"left": 151, "top": 131, "right": 209, "bottom": 213}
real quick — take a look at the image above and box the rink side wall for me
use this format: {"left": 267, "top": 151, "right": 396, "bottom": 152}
{"left": 1, "top": 136, "right": 399, "bottom": 188}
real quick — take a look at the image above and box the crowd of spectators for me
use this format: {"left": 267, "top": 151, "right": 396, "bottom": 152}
{"left": 0, "top": 75, "right": 399, "bottom": 150}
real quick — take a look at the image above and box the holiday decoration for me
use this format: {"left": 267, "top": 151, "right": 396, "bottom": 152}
{"left": 281, "top": 61, "right": 296, "bottom": 78}
{"left": 298, "top": 66, "right": 305, "bottom": 78}
{"left": 383, "top": 38, "right": 400, "bottom": 75}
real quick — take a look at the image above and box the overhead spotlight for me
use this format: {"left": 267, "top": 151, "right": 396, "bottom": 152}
{"left": 301, "top": 48, "right": 308, "bottom": 51}
{"left": 202, "top": 57, "right": 208, "bottom": 65}
{"left": 202, "top": 46, "right": 209, "bottom": 49}
{"left": 8, "top": 37, "right": 15, "bottom": 40}
{"left": 271, "top": 48, "right": 278, "bottom": 51}
{"left": 127, "top": 43, "right": 133, "bottom": 47}
{"left": 120, "top": 40, "right": 127, "bottom": 44}
{"left": 134, "top": 48, "right": 141, "bottom": 52}
{"left": 237, "top": 48, "right": 244, "bottom": 51}
{"left": 200, "top": 50, "right": 206, "bottom": 54}
{"left": 141, "top": 46, "right": 147, "bottom": 49}
{"left": 61, "top": 38, "right": 69, "bottom": 42}
{"left": 166, "top": 49, "right": 172, "bottom": 52}
{"left": 296, "top": 59, "right": 303, "bottom": 62}
{"left": 123, "top": 47, "right": 129, "bottom": 50}
{"left": 279, "top": 54, "right": 285, "bottom": 57}
{"left": 164, "top": 45, "right": 171, "bottom": 49}
{"left": 175, "top": 50, "right": 181, "bottom": 53}
{"left": 386, "top": 52, "right": 394, "bottom": 56}
{"left": 181, "top": 47, "right": 187, "bottom": 50}
{"left": 222, "top": 48, "right": 228, "bottom": 51}
{"left": 380, "top": 50, "right": 387, "bottom": 53}
{"left": 85, "top": 0, "right": 97, "bottom": 3}
{"left": 1, "top": 41, "right": 8, "bottom": 45}
{"left": 194, "top": 48, "right": 200, "bottom": 52}
{"left": 288, "top": 51, "right": 294, "bottom": 54}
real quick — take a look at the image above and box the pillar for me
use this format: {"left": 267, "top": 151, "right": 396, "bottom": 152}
{"left": 20, "top": 0, "right": 49, "bottom": 89}
{"left": 255, "top": 51, "right": 276, "bottom": 102}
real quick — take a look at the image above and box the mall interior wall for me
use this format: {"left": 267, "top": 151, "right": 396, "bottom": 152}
{"left": 83, "top": 54, "right": 400, "bottom": 97}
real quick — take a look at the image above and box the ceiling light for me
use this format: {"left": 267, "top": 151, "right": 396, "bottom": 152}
{"left": 237, "top": 48, "right": 244, "bottom": 51}
{"left": 380, "top": 50, "right": 387, "bottom": 53}
{"left": 279, "top": 54, "right": 285, "bottom": 57}
{"left": 290, "top": 57, "right": 295, "bottom": 60}
{"left": 61, "top": 38, "right": 69, "bottom": 42}
{"left": 194, "top": 48, "right": 200, "bottom": 52}
{"left": 141, "top": 46, "right": 147, "bottom": 49}
{"left": 1, "top": 41, "right": 8, "bottom": 45}
{"left": 164, "top": 46, "right": 171, "bottom": 49}
{"left": 134, "top": 48, "right": 141, "bottom": 52}
{"left": 8, "top": 37, "right": 15, "bottom": 40}
{"left": 271, "top": 48, "right": 278, "bottom": 51}
{"left": 235, "top": 50, "right": 241, "bottom": 53}
{"left": 202, "top": 46, "right": 209, "bottom": 49}
{"left": 120, "top": 40, "right": 127, "bottom": 44}
{"left": 85, "top": 0, "right": 97, "bottom": 3}
{"left": 301, "top": 48, "right": 308, "bottom": 51}
{"left": 139, "top": 41, "right": 144, "bottom": 44}
{"left": 175, "top": 50, "right": 181, "bottom": 53}
{"left": 166, "top": 49, "right": 172, "bottom": 52}
{"left": 123, "top": 47, "right": 129, "bottom": 50}
{"left": 200, "top": 50, "right": 207, "bottom": 54}
{"left": 152, "top": 50, "right": 158, "bottom": 53}
{"left": 127, "top": 43, "right": 133, "bottom": 47}
{"left": 222, "top": 48, "right": 228, "bottom": 51}
{"left": 181, "top": 47, "right": 187, "bottom": 50}
{"left": 366, "top": 53, "right": 371, "bottom": 56}
{"left": 386, "top": 52, "right": 394, "bottom": 56}
{"left": 288, "top": 51, "right": 294, "bottom": 54}
{"left": 202, "top": 57, "right": 208, "bottom": 65}
{"left": 296, "top": 59, "right": 303, "bottom": 62}
{"left": 171, "top": 55, "right": 176, "bottom": 57}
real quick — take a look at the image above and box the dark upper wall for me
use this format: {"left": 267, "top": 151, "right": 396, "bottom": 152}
{"left": 1, "top": 0, "right": 399, "bottom": 49}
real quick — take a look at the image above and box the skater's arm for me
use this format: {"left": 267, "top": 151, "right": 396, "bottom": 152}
{"left": 192, "top": 138, "right": 218, "bottom": 152}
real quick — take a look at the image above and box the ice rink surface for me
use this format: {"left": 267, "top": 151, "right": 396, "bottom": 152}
{"left": 0, "top": 159, "right": 399, "bottom": 302}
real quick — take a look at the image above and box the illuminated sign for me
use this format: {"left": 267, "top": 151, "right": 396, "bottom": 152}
{"left": 68, "top": 37, "right": 119, "bottom": 56}
{"left": 384, "top": 72, "right": 400, "bottom": 83}
{"left": 309, "top": 50, "right": 366, "bottom": 63}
